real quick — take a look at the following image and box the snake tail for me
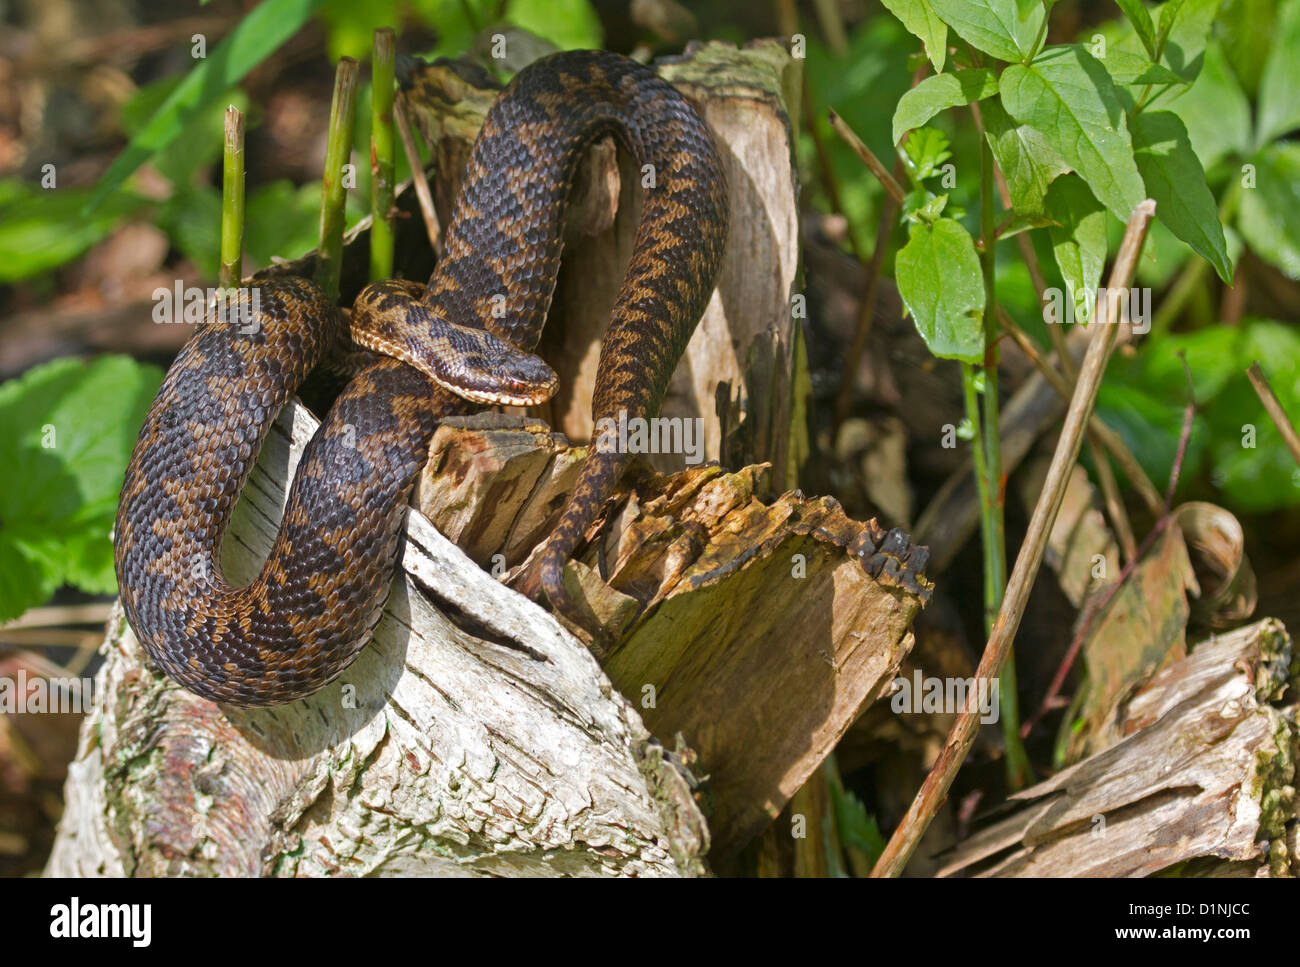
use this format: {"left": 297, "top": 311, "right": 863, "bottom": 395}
{"left": 420, "top": 51, "right": 730, "bottom": 633}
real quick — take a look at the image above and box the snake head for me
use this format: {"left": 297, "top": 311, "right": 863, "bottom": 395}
{"left": 415, "top": 312, "right": 559, "bottom": 407}
{"left": 351, "top": 284, "right": 560, "bottom": 407}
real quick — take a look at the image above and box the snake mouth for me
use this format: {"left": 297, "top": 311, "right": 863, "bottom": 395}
{"left": 434, "top": 373, "right": 559, "bottom": 407}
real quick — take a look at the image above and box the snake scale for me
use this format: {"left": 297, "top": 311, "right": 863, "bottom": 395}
{"left": 114, "top": 50, "right": 729, "bottom": 706}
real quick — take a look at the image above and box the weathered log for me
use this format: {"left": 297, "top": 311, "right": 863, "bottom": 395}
{"left": 936, "top": 618, "right": 1298, "bottom": 878}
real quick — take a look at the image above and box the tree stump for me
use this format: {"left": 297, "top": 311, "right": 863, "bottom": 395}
{"left": 46, "top": 41, "right": 932, "bottom": 876}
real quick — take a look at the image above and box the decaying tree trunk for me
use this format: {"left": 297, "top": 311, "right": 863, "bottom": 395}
{"left": 937, "top": 618, "right": 1298, "bottom": 877}
{"left": 46, "top": 42, "right": 933, "bottom": 876}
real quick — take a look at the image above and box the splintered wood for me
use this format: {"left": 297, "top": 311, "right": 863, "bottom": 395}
{"left": 938, "top": 619, "right": 1297, "bottom": 878}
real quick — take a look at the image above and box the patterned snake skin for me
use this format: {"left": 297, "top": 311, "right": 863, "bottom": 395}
{"left": 114, "top": 50, "right": 729, "bottom": 706}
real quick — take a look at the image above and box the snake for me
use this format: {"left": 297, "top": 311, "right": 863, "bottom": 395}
{"left": 113, "top": 50, "right": 729, "bottom": 707}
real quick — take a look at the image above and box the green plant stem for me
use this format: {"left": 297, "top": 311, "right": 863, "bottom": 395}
{"left": 219, "top": 105, "right": 245, "bottom": 289}
{"left": 369, "top": 30, "right": 397, "bottom": 281}
{"left": 978, "top": 131, "right": 1030, "bottom": 789}
{"left": 369, "top": 29, "right": 397, "bottom": 283}
{"left": 316, "top": 56, "right": 360, "bottom": 301}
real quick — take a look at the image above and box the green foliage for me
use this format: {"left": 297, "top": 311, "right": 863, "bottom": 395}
{"left": 1000, "top": 46, "right": 1145, "bottom": 221}
{"left": 88, "top": 0, "right": 326, "bottom": 211}
{"left": 0, "top": 357, "right": 163, "bottom": 622}
{"left": 1130, "top": 110, "right": 1231, "bottom": 281}
{"left": 860, "top": 0, "right": 1300, "bottom": 522}
{"left": 892, "top": 69, "right": 999, "bottom": 144}
{"left": 830, "top": 782, "right": 886, "bottom": 866}
{"left": 895, "top": 217, "right": 986, "bottom": 363}
{"left": 1099, "top": 321, "right": 1300, "bottom": 511}
{"left": 927, "top": 0, "right": 1044, "bottom": 63}
{"left": 879, "top": 0, "right": 948, "bottom": 71}
{"left": 0, "top": 183, "right": 145, "bottom": 283}
{"left": 1239, "top": 143, "right": 1300, "bottom": 279}
{"left": 1044, "top": 175, "right": 1107, "bottom": 321}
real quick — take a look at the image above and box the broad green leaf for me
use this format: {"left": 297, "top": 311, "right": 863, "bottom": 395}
{"left": 928, "top": 0, "right": 1044, "bottom": 63}
{"left": 1000, "top": 46, "right": 1146, "bottom": 221}
{"left": 87, "top": 0, "right": 325, "bottom": 212}
{"left": 1166, "top": 41, "right": 1251, "bottom": 170}
{"left": 1255, "top": 0, "right": 1300, "bottom": 146}
{"left": 1116, "top": 0, "right": 1158, "bottom": 58}
{"left": 1098, "top": 49, "right": 1183, "bottom": 86}
{"left": 1156, "top": 0, "right": 1221, "bottom": 81}
{"left": 504, "top": 0, "right": 602, "bottom": 50}
{"left": 0, "top": 357, "right": 163, "bottom": 620}
{"left": 981, "top": 98, "right": 1070, "bottom": 215}
{"left": 895, "top": 217, "right": 985, "bottom": 363}
{"left": 1045, "top": 176, "right": 1107, "bottom": 323}
{"left": 892, "top": 69, "right": 999, "bottom": 143}
{"left": 1131, "top": 111, "right": 1232, "bottom": 282}
{"left": 0, "top": 183, "right": 144, "bottom": 283}
{"left": 1239, "top": 142, "right": 1300, "bottom": 279}
{"left": 880, "top": 0, "right": 949, "bottom": 72}
{"left": 1217, "top": 0, "right": 1276, "bottom": 97}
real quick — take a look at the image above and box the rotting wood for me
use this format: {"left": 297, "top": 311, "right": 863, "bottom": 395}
{"left": 936, "top": 618, "right": 1298, "bottom": 878}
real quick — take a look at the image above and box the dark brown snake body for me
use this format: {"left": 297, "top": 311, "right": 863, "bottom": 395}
{"left": 114, "top": 50, "right": 728, "bottom": 707}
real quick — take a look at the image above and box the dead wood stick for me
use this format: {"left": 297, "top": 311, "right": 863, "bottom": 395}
{"left": 1247, "top": 362, "right": 1300, "bottom": 470}
{"left": 827, "top": 110, "right": 906, "bottom": 205}
{"left": 995, "top": 307, "right": 1163, "bottom": 526}
{"left": 394, "top": 93, "right": 443, "bottom": 256}
{"left": 871, "top": 200, "right": 1157, "bottom": 878}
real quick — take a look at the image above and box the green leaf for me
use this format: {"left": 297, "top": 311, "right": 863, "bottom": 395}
{"left": 0, "top": 182, "right": 145, "bottom": 283}
{"left": 1097, "top": 380, "right": 1208, "bottom": 489}
{"left": 120, "top": 79, "right": 249, "bottom": 187}
{"left": 902, "top": 126, "right": 953, "bottom": 181}
{"left": 1165, "top": 40, "right": 1251, "bottom": 170}
{"left": 1000, "top": 46, "right": 1146, "bottom": 221}
{"left": 1045, "top": 175, "right": 1107, "bottom": 323}
{"left": 0, "top": 357, "right": 163, "bottom": 620}
{"left": 895, "top": 217, "right": 985, "bottom": 363}
{"left": 87, "top": 0, "right": 325, "bottom": 212}
{"left": 892, "top": 69, "right": 999, "bottom": 143}
{"left": 830, "top": 783, "right": 886, "bottom": 865}
{"left": 1116, "top": 0, "right": 1158, "bottom": 58}
{"left": 880, "top": 0, "right": 949, "bottom": 72}
{"left": 1239, "top": 142, "right": 1300, "bottom": 279}
{"left": 1098, "top": 49, "right": 1184, "bottom": 87}
{"left": 1255, "top": 0, "right": 1300, "bottom": 146}
{"left": 1217, "top": 0, "right": 1276, "bottom": 98}
{"left": 504, "top": 0, "right": 602, "bottom": 50}
{"left": 929, "top": 0, "right": 1045, "bottom": 62}
{"left": 1131, "top": 111, "right": 1231, "bottom": 283}
{"left": 1156, "top": 0, "right": 1221, "bottom": 81}
{"left": 1206, "top": 321, "right": 1300, "bottom": 510}
{"left": 981, "top": 97, "right": 1070, "bottom": 216}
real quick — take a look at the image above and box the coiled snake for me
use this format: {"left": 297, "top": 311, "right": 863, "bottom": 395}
{"left": 114, "top": 50, "right": 729, "bottom": 706}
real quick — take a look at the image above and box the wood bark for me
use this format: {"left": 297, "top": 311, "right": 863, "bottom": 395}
{"left": 936, "top": 618, "right": 1298, "bottom": 878}
{"left": 47, "top": 42, "right": 933, "bottom": 876}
